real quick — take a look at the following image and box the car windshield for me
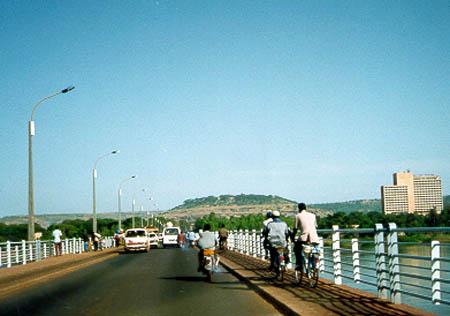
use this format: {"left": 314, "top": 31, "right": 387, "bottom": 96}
{"left": 164, "top": 228, "right": 179, "bottom": 235}
{"left": 126, "top": 230, "right": 146, "bottom": 237}
{"left": 149, "top": 234, "right": 157, "bottom": 238}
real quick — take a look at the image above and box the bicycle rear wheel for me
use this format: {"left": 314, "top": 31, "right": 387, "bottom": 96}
{"left": 307, "top": 255, "right": 319, "bottom": 287}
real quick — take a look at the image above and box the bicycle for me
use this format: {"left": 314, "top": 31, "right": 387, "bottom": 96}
{"left": 294, "top": 243, "right": 320, "bottom": 287}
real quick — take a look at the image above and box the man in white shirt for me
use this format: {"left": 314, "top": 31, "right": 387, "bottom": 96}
{"left": 293, "top": 203, "right": 319, "bottom": 269}
{"left": 52, "top": 227, "right": 63, "bottom": 256}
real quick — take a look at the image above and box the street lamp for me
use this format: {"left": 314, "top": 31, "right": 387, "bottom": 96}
{"left": 92, "top": 150, "right": 119, "bottom": 233}
{"left": 28, "top": 86, "right": 75, "bottom": 241}
{"left": 118, "top": 175, "right": 136, "bottom": 230}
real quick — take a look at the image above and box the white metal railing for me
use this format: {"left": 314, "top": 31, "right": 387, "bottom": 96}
{"left": 0, "top": 236, "right": 115, "bottom": 269}
{"left": 226, "top": 223, "right": 450, "bottom": 307}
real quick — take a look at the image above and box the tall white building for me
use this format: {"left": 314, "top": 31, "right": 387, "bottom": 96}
{"left": 381, "top": 171, "right": 443, "bottom": 215}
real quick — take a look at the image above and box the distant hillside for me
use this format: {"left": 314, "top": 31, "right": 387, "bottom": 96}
{"left": 172, "top": 194, "right": 296, "bottom": 210}
{"left": 165, "top": 194, "right": 332, "bottom": 220}
{"left": 0, "top": 212, "right": 153, "bottom": 228}
{"left": 310, "top": 199, "right": 382, "bottom": 214}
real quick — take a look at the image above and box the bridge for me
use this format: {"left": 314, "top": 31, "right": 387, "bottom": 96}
{"left": 0, "top": 224, "right": 449, "bottom": 316}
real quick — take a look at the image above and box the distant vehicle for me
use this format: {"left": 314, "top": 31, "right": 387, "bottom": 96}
{"left": 146, "top": 227, "right": 159, "bottom": 234}
{"left": 162, "top": 226, "right": 181, "bottom": 248}
{"left": 147, "top": 232, "right": 159, "bottom": 248}
{"left": 124, "top": 228, "right": 150, "bottom": 252}
{"left": 157, "top": 233, "right": 163, "bottom": 242}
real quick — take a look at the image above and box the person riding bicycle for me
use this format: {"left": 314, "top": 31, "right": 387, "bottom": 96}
{"left": 218, "top": 224, "right": 229, "bottom": 250}
{"left": 197, "top": 223, "right": 216, "bottom": 271}
{"left": 262, "top": 210, "right": 273, "bottom": 267}
{"left": 263, "top": 210, "right": 290, "bottom": 271}
{"left": 293, "top": 202, "right": 319, "bottom": 270}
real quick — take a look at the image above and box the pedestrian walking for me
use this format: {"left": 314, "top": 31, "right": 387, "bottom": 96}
{"left": 52, "top": 226, "right": 63, "bottom": 256}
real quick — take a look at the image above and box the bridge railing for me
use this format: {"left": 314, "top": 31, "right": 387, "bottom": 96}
{"left": 226, "top": 223, "right": 450, "bottom": 307}
{"left": 0, "top": 237, "right": 115, "bottom": 269}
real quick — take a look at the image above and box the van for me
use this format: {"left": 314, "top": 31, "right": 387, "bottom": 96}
{"left": 162, "top": 226, "right": 181, "bottom": 248}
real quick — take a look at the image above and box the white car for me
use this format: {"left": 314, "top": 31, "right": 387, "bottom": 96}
{"left": 124, "top": 228, "right": 150, "bottom": 252}
{"left": 148, "top": 232, "right": 159, "bottom": 248}
{"left": 162, "top": 226, "right": 181, "bottom": 248}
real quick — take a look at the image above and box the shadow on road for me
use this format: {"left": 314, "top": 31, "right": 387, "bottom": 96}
{"left": 160, "top": 276, "right": 244, "bottom": 286}
{"left": 223, "top": 251, "right": 427, "bottom": 316}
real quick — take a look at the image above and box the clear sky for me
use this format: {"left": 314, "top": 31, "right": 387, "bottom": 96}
{"left": 0, "top": 1, "right": 449, "bottom": 216}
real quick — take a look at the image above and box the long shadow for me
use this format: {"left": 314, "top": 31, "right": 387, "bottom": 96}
{"left": 223, "top": 252, "right": 421, "bottom": 316}
{"left": 159, "top": 276, "right": 242, "bottom": 285}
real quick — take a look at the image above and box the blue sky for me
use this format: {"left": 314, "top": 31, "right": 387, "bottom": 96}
{"left": 0, "top": 1, "right": 449, "bottom": 216}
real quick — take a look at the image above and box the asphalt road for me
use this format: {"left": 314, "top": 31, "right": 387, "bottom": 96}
{"left": 0, "top": 247, "right": 281, "bottom": 316}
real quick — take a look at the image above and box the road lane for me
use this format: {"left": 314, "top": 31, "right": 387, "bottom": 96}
{"left": 0, "top": 248, "right": 281, "bottom": 316}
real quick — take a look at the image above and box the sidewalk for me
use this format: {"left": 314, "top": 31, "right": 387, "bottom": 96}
{"left": 0, "top": 248, "right": 119, "bottom": 300}
{"left": 220, "top": 251, "right": 434, "bottom": 316}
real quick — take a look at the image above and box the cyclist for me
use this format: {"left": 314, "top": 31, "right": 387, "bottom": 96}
{"left": 197, "top": 224, "right": 216, "bottom": 272}
{"left": 262, "top": 210, "right": 273, "bottom": 268}
{"left": 263, "top": 210, "right": 290, "bottom": 271}
{"left": 293, "top": 202, "right": 319, "bottom": 270}
{"left": 218, "top": 224, "right": 229, "bottom": 250}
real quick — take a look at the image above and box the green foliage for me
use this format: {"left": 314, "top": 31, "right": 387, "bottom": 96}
{"left": 0, "top": 223, "right": 46, "bottom": 242}
{"left": 310, "top": 199, "right": 382, "bottom": 214}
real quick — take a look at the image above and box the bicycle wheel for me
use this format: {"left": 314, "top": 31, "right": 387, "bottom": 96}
{"left": 294, "top": 256, "right": 305, "bottom": 286}
{"left": 308, "top": 255, "right": 319, "bottom": 287}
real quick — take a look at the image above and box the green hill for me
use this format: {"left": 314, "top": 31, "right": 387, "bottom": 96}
{"left": 310, "top": 199, "right": 382, "bottom": 214}
{"left": 172, "top": 194, "right": 296, "bottom": 210}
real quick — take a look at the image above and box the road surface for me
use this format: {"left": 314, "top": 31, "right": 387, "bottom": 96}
{"left": 0, "top": 247, "right": 281, "bottom": 316}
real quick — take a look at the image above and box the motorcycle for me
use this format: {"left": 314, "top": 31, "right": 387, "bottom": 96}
{"left": 201, "top": 248, "right": 220, "bottom": 282}
{"left": 273, "top": 246, "right": 288, "bottom": 281}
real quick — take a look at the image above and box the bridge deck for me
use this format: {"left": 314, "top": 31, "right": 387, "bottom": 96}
{"left": 220, "top": 250, "right": 434, "bottom": 316}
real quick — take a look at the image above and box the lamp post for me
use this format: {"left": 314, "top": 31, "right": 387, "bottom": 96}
{"left": 132, "top": 198, "right": 136, "bottom": 228}
{"left": 28, "top": 86, "right": 75, "bottom": 241}
{"left": 92, "top": 150, "right": 119, "bottom": 233}
{"left": 118, "top": 175, "right": 136, "bottom": 230}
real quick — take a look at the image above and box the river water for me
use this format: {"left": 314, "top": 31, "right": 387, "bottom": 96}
{"left": 319, "top": 244, "right": 450, "bottom": 316}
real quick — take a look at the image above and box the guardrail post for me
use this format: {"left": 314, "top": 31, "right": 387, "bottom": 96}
{"left": 352, "top": 238, "right": 360, "bottom": 283}
{"left": 318, "top": 237, "right": 325, "bottom": 273}
{"left": 256, "top": 231, "right": 262, "bottom": 258}
{"left": 6, "top": 241, "right": 11, "bottom": 268}
{"left": 374, "top": 223, "right": 388, "bottom": 300}
{"left": 0, "top": 245, "right": 2, "bottom": 268}
{"left": 22, "top": 240, "right": 27, "bottom": 265}
{"left": 78, "top": 238, "right": 82, "bottom": 253}
{"left": 332, "top": 225, "right": 342, "bottom": 285}
{"left": 36, "top": 240, "right": 41, "bottom": 261}
{"left": 260, "top": 229, "right": 266, "bottom": 260}
{"left": 15, "top": 245, "right": 20, "bottom": 264}
{"left": 72, "top": 237, "right": 76, "bottom": 254}
{"left": 387, "top": 223, "right": 401, "bottom": 304}
{"left": 251, "top": 230, "right": 257, "bottom": 257}
{"left": 239, "top": 230, "right": 244, "bottom": 253}
{"left": 244, "top": 230, "right": 249, "bottom": 254}
{"left": 431, "top": 240, "right": 441, "bottom": 305}
{"left": 29, "top": 243, "right": 33, "bottom": 261}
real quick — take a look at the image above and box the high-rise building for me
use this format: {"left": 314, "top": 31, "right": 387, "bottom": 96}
{"left": 381, "top": 185, "right": 409, "bottom": 214}
{"left": 413, "top": 175, "right": 443, "bottom": 214}
{"left": 381, "top": 171, "right": 443, "bottom": 215}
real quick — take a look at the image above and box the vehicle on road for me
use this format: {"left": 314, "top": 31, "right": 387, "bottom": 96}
{"left": 294, "top": 243, "right": 319, "bottom": 287}
{"left": 273, "top": 247, "right": 287, "bottom": 281}
{"left": 200, "top": 248, "right": 219, "bottom": 282}
{"left": 162, "top": 226, "right": 181, "bottom": 248}
{"left": 148, "top": 232, "right": 159, "bottom": 248}
{"left": 124, "top": 228, "right": 150, "bottom": 252}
